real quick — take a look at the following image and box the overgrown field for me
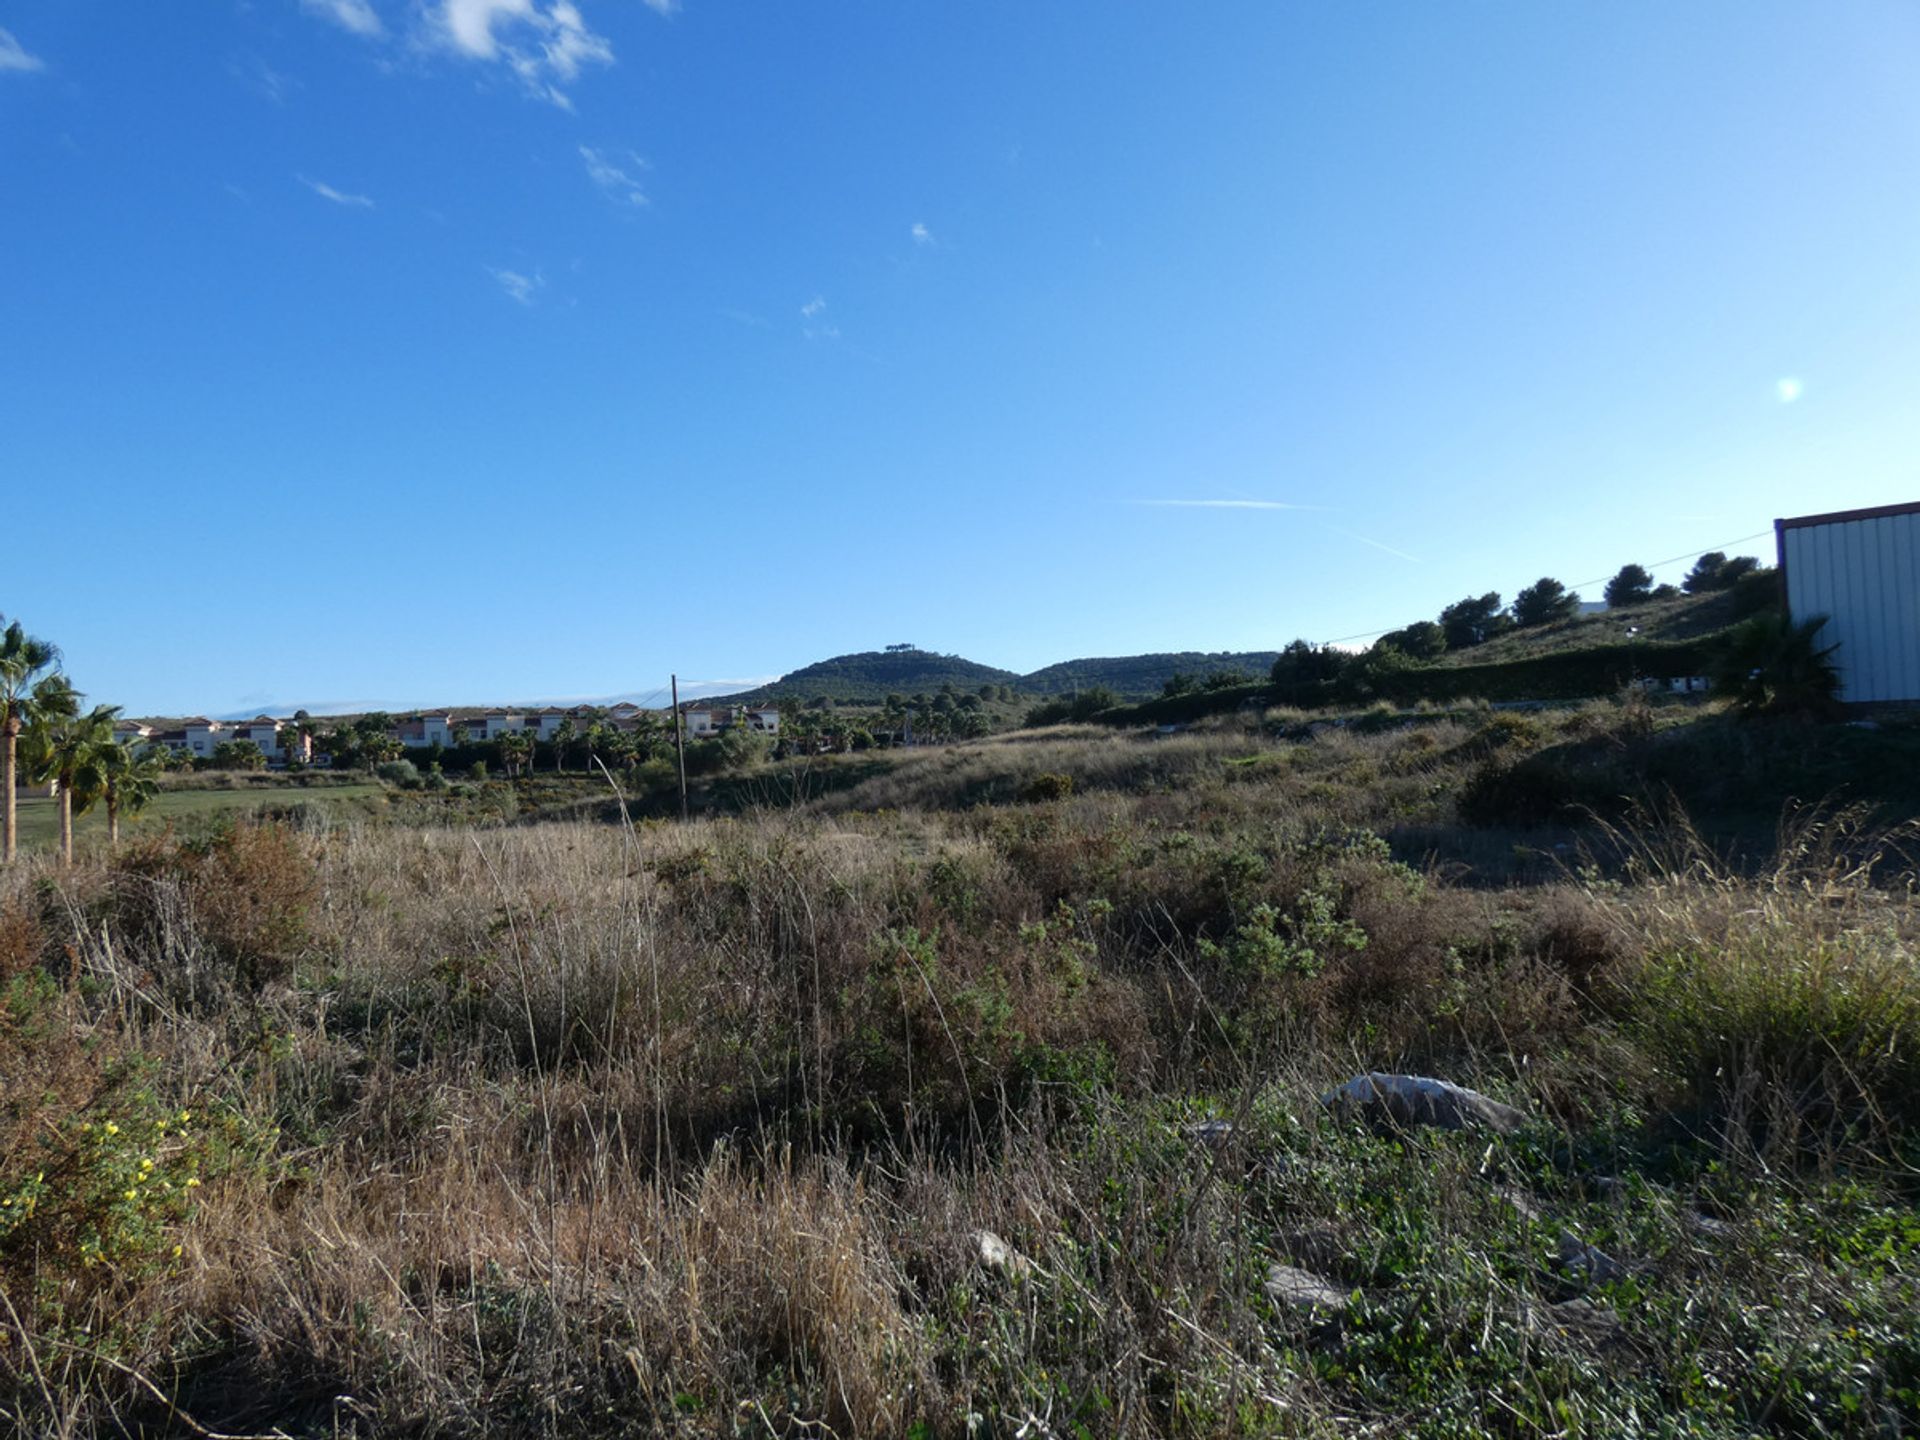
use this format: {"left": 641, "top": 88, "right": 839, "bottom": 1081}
{"left": 8, "top": 777, "right": 389, "bottom": 855}
{"left": 3, "top": 702, "right": 1918, "bottom": 1437}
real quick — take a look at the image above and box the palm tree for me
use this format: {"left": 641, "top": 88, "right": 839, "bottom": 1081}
{"left": 23, "top": 702, "right": 119, "bottom": 867}
{"left": 1712, "top": 612, "right": 1842, "bottom": 716}
{"left": 603, "top": 727, "right": 640, "bottom": 777}
{"left": 0, "top": 617, "right": 62, "bottom": 864}
{"left": 497, "top": 729, "right": 532, "bottom": 778}
{"left": 584, "top": 721, "right": 612, "bottom": 772}
{"left": 553, "top": 716, "right": 577, "bottom": 773}
{"left": 98, "top": 741, "right": 168, "bottom": 848}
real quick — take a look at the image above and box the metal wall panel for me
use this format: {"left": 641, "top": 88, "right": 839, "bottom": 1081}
{"left": 1783, "top": 511, "right": 1920, "bottom": 703}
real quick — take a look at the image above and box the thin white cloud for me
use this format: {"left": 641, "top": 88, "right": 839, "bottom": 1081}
{"left": 299, "top": 175, "right": 375, "bottom": 208}
{"left": 1332, "top": 527, "right": 1421, "bottom": 563}
{"left": 911, "top": 221, "right": 933, "bottom": 246}
{"left": 1776, "top": 376, "right": 1804, "bottom": 405}
{"left": 719, "top": 307, "right": 769, "bottom": 328}
{"left": 301, "top": 0, "right": 384, "bottom": 37}
{"left": 580, "top": 145, "right": 648, "bottom": 205}
{"left": 437, "top": 0, "right": 612, "bottom": 108}
{"left": 232, "top": 54, "right": 299, "bottom": 104}
{"left": 639, "top": 0, "right": 679, "bottom": 13}
{"left": 1136, "top": 499, "right": 1324, "bottom": 511}
{"left": 798, "top": 295, "right": 838, "bottom": 340}
{"left": 683, "top": 676, "right": 780, "bottom": 691}
{"left": 488, "top": 265, "right": 544, "bottom": 304}
{"left": 0, "top": 27, "right": 44, "bottom": 72}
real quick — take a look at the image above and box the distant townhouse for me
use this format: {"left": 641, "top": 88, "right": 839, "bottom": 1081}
{"left": 526, "top": 707, "right": 577, "bottom": 742}
{"left": 147, "top": 727, "right": 190, "bottom": 757}
{"left": 608, "top": 704, "right": 669, "bottom": 734}
{"left": 142, "top": 716, "right": 310, "bottom": 767}
{"left": 394, "top": 713, "right": 458, "bottom": 749}
{"left": 465, "top": 712, "right": 524, "bottom": 743}
{"left": 683, "top": 704, "right": 779, "bottom": 737}
{"left": 180, "top": 719, "right": 224, "bottom": 760}
{"left": 1642, "top": 675, "right": 1712, "bottom": 696}
{"left": 229, "top": 716, "right": 290, "bottom": 763}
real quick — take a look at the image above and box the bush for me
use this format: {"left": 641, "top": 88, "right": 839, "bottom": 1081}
{"left": 376, "top": 758, "right": 423, "bottom": 788}
{"left": 1024, "top": 689, "right": 1119, "bottom": 726}
{"left": 109, "top": 823, "right": 318, "bottom": 995}
{"left": 1635, "top": 927, "right": 1920, "bottom": 1144}
{"left": 0, "top": 896, "right": 44, "bottom": 982}
{"left": 1456, "top": 752, "right": 1586, "bottom": 827}
{"left": 1019, "top": 772, "right": 1075, "bottom": 803}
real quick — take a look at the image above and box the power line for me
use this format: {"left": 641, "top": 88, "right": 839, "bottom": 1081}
{"left": 1565, "top": 529, "right": 1773, "bottom": 592}
{"left": 1317, "top": 527, "right": 1776, "bottom": 647}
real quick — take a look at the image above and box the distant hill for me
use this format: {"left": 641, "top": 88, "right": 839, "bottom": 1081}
{"left": 714, "top": 648, "right": 1290, "bottom": 705}
{"left": 1019, "top": 652, "right": 1281, "bottom": 697}
{"left": 722, "top": 650, "right": 1021, "bottom": 704}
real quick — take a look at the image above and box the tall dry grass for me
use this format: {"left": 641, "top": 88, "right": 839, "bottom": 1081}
{"left": 4, "top": 708, "right": 1918, "bottom": 1436}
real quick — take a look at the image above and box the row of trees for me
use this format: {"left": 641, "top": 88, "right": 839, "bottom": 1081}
{"left": 1162, "top": 669, "right": 1254, "bottom": 698}
{"left": 302, "top": 709, "right": 689, "bottom": 778}
{"left": 1251, "top": 551, "right": 1780, "bottom": 701}
{"left": 1, "top": 615, "right": 164, "bottom": 867}
{"left": 1372, "top": 552, "right": 1770, "bottom": 662}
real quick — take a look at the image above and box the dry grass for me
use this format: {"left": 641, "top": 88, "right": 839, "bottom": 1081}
{"left": 3, "top": 706, "right": 1918, "bottom": 1437}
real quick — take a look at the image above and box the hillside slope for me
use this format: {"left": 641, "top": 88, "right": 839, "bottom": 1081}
{"left": 1019, "top": 651, "right": 1280, "bottom": 697}
{"left": 1431, "top": 587, "right": 1752, "bottom": 668}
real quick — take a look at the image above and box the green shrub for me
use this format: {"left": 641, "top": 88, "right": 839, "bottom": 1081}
{"left": 376, "top": 758, "right": 423, "bottom": 788}
{"left": 1019, "top": 772, "right": 1074, "bottom": 803}
{"left": 1456, "top": 753, "right": 1585, "bottom": 827}
{"left": 1634, "top": 927, "right": 1920, "bottom": 1145}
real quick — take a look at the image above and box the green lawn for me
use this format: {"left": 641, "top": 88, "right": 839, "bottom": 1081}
{"left": 10, "top": 782, "right": 389, "bottom": 855}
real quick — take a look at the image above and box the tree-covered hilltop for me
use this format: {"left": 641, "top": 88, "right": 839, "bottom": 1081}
{"left": 713, "top": 648, "right": 1289, "bottom": 705}
{"left": 719, "top": 649, "right": 1022, "bottom": 704}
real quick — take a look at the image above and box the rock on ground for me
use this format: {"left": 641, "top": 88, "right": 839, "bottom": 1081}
{"left": 1556, "top": 1230, "right": 1629, "bottom": 1284}
{"left": 973, "top": 1229, "right": 1033, "bottom": 1279}
{"left": 1264, "top": 1263, "right": 1349, "bottom": 1312}
{"left": 1321, "top": 1072, "right": 1527, "bottom": 1135}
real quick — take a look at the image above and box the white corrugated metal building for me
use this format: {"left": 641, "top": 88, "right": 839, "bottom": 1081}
{"left": 1776, "top": 501, "right": 1920, "bottom": 705}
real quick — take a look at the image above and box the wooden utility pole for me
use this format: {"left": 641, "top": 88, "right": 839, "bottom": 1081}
{"left": 670, "top": 673, "right": 689, "bottom": 821}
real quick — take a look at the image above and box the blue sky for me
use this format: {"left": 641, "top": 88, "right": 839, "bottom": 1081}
{"left": 3, "top": 1, "right": 1918, "bottom": 716}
